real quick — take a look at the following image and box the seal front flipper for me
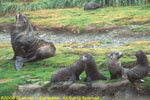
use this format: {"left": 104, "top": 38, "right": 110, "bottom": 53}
{"left": 15, "top": 56, "right": 24, "bottom": 71}
{"left": 15, "top": 56, "right": 36, "bottom": 71}
{"left": 15, "top": 60, "right": 24, "bottom": 71}
{"left": 68, "top": 76, "right": 75, "bottom": 85}
{"left": 68, "top": 71, "right": 76, "bottom": 85}
{"left": 134, "top": 79, "right": 145, "bottom": 83}
{"left": 52, "top": 82, "right": 64, "bottom": 85}
{"left": 21, "top": 56, "right": 37, "bottom": 62}
{"left": 86, "top": 76, "right": 92, "bottom": 86}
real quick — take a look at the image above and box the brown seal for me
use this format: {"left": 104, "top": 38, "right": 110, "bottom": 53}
{"left": 127, "top": 50, "right": 148, "bottom": 83}
{"left": 9, "top": 12, "right": 56, "bottom": 70}
{"left": 50, "top": 55, "right": 88, "bottom": 85}
{"left": 107, "top": 51, "right": 128, "bottom": 80}
{"left": 84, "top": 54, "right": 107, "bottom": 85}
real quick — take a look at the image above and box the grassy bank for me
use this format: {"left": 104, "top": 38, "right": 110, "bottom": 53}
{"left": 0, "top": 0, "right": 150, "bottom": 14}
{"left": 0, "top": 41, "right": 150, "bottom": 96}
{"left": 1, "top": 5, "right": 150, "bottom": 33}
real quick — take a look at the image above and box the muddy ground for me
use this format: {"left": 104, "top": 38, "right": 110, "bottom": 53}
{"left": 1, "top": 25, "right": 150, "bottom": 48}
{"left": 13, "top": 80, "right": 150, "bottom": 100}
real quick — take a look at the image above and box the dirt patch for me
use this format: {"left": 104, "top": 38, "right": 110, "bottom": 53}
{"left": 0, "top": 78, "right": 12, "bottom": 83}
{"left": 28, "top": 24, "right": 128, "bottom": 34}
{"left": 0, "top": 22, "right": 147, "bottom": 36}
{"left": 115, "top": 26, "right": 150, "bottom": 37}
{"left": 1, "top": 23, "right": 150, "bottom": 48}
{"left": 0, "top": 21, "right": 150, "bottom": 42}
{"left": 113, "top": 17, "right": 132, "bottom": 22}
{"left": 19, "top": 75, "right": 31, "bottom": 78}
{"left": 13, "top": 80, "right": 150, "bottom": 100}
{"left": 83, "top": 25, "right": 126, "bottom": 34}
{"left": 0, "top": 23, "right": 12, "bottom": 33}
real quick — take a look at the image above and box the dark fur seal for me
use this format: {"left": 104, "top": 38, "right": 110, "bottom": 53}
{"left": 107, "top": 51, "right": 127, "bottom": 80}
{"left": 84, "top": 2, "right": 102, "bottom": 10}
{"left": 127, "top": 50, "right": 148, "bottom": 83}
{"left": 84, "top": 54, "right": 107, "bottom": 85}
{"left": 10, "top": 12, "right": 56, "bottom": 70}
{"left": 50, "top": 55, "right": 88, "bottom": 85}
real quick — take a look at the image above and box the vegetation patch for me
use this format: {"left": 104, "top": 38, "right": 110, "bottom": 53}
{"left": 0, "top": 41, "right": 150, "bottom": 96}
{"left": 1, "top": 5, "right": 150, "bottom": 33}
{"left": 0, "top": 0, "right": 150, "bottom": 14}
{"left": 61, "top": 41, "right": 111, "bottom": 48}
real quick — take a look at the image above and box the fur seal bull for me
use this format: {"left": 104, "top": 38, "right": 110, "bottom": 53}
{"left": 84, "top": 2, "right": 102, "bottom": 10}
{"left": 84, "top": 54, "right": 107, "bottom": 85}
{"left": 107, "top": 51, "right": 128, "bottom": 80}
{"left": 50, "top": 55, "right": 88, "bottom": 85}
{"left": 127, "top": 50, "right": 148, "bottom": 83}
{"left": 9, "top": 12, "right": 56, "bottom": 70}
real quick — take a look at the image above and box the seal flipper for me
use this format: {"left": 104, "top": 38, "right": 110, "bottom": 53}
{"left": 52, "top": 82, "right": 64, "bottom": 85}
{"left": 68, "top": 76, "right": 75, "bottom": 85}
{"left": 140, "top": 79, "right": 145, "bottom": 83}
{"left": 15, "top": 59, "right": 24, "bottom": 71}
{"left": 68, "top": 70, "right": 76, "bottom": 85}
{"left": 134, "top": 79, "right": 145, "bottom": 83}
{"left": 15, "top": 56, "right": 37, "bottom": 71}
{"left": 23, "top": 55, "right": 37, "bottom": 62}
{"left": 15, "top": 56, "right": 25, "bottom": 71}
{"left": 86, "top": 76, "right": 92, "bottom": 86}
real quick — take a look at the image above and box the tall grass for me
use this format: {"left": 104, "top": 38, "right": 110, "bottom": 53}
{"left": 0, "top": 0, "right": 19, "bottom": 3}
{"left": 0, "top": 0, "right": 150, "bottom": 14}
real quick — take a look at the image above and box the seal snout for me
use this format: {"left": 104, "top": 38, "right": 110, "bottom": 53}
{"left": 16, "top": 11, "right": 27, "bottom": 24}
{"left": 80, "top": 55, "right": 87, "bottom": 61}
{"left": 16, "top": 11, "right": 21, "bottom": 20}
{"left": 118, "top": 52, "right": 123, "bottom": 57}
{"left": 115, "top": 51, "right": 123, "bottom": 59}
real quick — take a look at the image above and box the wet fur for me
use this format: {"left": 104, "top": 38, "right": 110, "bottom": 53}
{"left": 50, "top": 56, "right": 86, "bottom": 85}
{"left": 107, "top": 51, "right": 127, "bottom": 80}
{"left": 127, "top": 50, "right": 148, "bottom": 83}
{"left": 84, "top": 54, "right": 107, "bottom": 84}
{"left": 10, "top": 12, "right": 56, "bottom": 70}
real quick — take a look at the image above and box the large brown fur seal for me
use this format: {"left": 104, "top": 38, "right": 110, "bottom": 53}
{"left": 9, "top": 12, "right": 56, "bottom": 70}
{"left": 50, "top": 55, "right": 88, "bottom": 85}
{"left": 127, "top": 50, "right": 148, "bottom": 83}
{"left": 107, "top": 51, "right": 127, "bottom": 80}
{"left": 84, "top": 54, "right": 107, "bottom": 85}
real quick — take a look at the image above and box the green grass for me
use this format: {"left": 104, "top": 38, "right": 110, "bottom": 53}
{"left": 1, "top": 5, "right": 150, "bottom": 33}
{"left": 0, "top": 0, "right": 150, "bottom": 14}
{"left": 1, "top": 41, "right": 150, "bottom": 96}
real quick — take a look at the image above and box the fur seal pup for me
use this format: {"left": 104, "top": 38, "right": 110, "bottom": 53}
{"left": 107, "top": 51, "right": 127, "bottom": 80}
{"left": 50, "top": 55, "right": 88, "bottom": 85}
{"left": 9, "top": 12, "right": 56, "bottom": 70}
{"left": 127, "top": 50, "right": 148, "bottom": 83}
{"left": 84, "top": 54, "right": 107, "bottom": 85}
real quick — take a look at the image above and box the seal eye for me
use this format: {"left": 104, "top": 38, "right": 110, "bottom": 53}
{"left": 116, "top": 52, "right": 119, "bottom": 55}
{"left": 84, "top": 55, "right": 88, "bottom": 58}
